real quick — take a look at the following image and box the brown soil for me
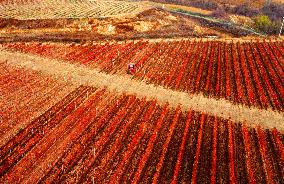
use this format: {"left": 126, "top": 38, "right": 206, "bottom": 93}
{"left": 152, "top": 2, "right": 212, "bottom": 15}
{"left": 0, "top": 8, "right": 238, "bottom": 43}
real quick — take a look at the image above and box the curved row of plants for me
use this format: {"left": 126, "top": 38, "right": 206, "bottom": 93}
{"left": 0, "top": 86, "right": 283, "bottom": 183}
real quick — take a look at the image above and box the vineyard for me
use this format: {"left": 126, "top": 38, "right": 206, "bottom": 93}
{"left": 0, "top": 63, "right": 76, "bottom": 148}
{"left": 0, "top": 0, "right": 283, "bottom": 181}
{"left": 3, "top": 39, "right": 283, "bottom": 112}
{"left": 0, "top": 60, "right": 283, "bottom": 183}
{"left": 0, "top": 0, "right": 150, "bottom": 20}
{"left": 0, "top": 38, "right": 283, "bottom": 183}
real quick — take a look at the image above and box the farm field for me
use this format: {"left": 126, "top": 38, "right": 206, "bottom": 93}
{"left": 0, "top": 61, "right": 283, "bottom": 183}
{"left": 0, "top": 0, "right": 260, "bottom": 43}
{"left": 0, "top": 38, "right": 283, "bottom": 183}
{"left": 3, "top": 39, "right": 283, "bottom": 112}
{"left": 0, "top": 62, "right": 76, "bottom": 148}
{"left": 0, "top": 0, "right": 283, "bottom": 183}
{"left": 0, "top": 0, "right": 150, "bottom": 20}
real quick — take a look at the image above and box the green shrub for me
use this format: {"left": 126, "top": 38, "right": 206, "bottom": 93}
{"left": 254, "top": 15, "right": 271, "bottom": 32}
{"left": 254, "top": 15, "right": 283, "bottom": 34}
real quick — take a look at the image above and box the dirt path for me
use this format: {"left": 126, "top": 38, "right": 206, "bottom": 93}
{"left": 0, "top": 48, "right": 283, "bottom": 131}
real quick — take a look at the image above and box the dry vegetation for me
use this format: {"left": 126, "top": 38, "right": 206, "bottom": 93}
{"left": 0, "top": 8, "right": 233, "bottom": 42}
{"left": 150, "top": 0, "right": 282, "bottom": 9}
{"left": 0, "top": 1, "right": 283, "bottom": 183}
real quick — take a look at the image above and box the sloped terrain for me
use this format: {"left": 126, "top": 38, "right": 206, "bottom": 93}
{"left": 0, "top": 72, "right": 283, "bottom": 183}
{"left": 0, "top": 39, "right": 283, "bottom": 183}
{"left": 150, "top": 0, "right": 282, "bottom": 9}
{"left": 0, "top": 62, "right": 76, "bottom": 148}
{"left": 0, "top": 0, "right": 149, "bottom": 20}
{"left": 0, "top": 1, "right": 283, "bottom": 183}
{"left": 0, "top": 7, "right": 229, "bottom": 42}
{"left": 3, "top": 39, "right": 283, "bottom": 112}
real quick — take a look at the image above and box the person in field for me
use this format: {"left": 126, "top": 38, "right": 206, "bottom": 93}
{"left": 127, "top": 63, "right": 136, "bottom": 75}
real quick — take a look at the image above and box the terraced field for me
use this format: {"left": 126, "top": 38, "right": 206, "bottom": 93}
{"left": 0, "top": 38, "right": 283, "bottom": 183}
{"left": 0, "top": 0, "right": 150, "bottom": 20}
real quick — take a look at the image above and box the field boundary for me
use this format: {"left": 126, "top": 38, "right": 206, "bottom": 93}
{"left": 0, "top": 48, "right": 283, "bottom": 131}
{"left": 0, "top": 37, "right": 282, "bottom": 45}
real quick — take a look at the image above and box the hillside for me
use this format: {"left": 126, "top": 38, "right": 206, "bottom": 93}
{"left": 0, "top": 7, "right": 245, "bottom": 42}
{"left": 0, "top": 39, "right": 283, "bottom": 183}
{"left": 0, "top": 0, "right": 283, "bottom": 183}
{"left": 150, "top": 0, "right": 282, "bottom": 9}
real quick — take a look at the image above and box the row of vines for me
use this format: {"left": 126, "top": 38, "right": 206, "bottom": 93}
{"left": 0, "top": 81, "right": 283, "bottom": 183}
{"left": 4, "top": 39, "right": 284, "bottom": 111}
{"left": 0, "top": 62, "right": 75, "bottom": 149}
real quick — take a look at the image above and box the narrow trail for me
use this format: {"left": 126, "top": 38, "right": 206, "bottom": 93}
{"left": 0, "top": 48, "right": 283, "bottom": 131}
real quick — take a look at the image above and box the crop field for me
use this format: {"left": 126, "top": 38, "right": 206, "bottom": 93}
{"left": 0, "top": 60, "right": 283, "bottom": 183}
{"left": 4, "top": 39, "right": 283, "bottom": 112}
{"left": 0, "top": 62, "right": 76, "bottom": 147}
{"left": 0, "top": 0, "right": 150, "bottom": 20}
{"left": 0, "top": 39, "right": 283, "bottom": 183}
{"left": 0, "top": 0, "right": 283, "bottom": 182}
